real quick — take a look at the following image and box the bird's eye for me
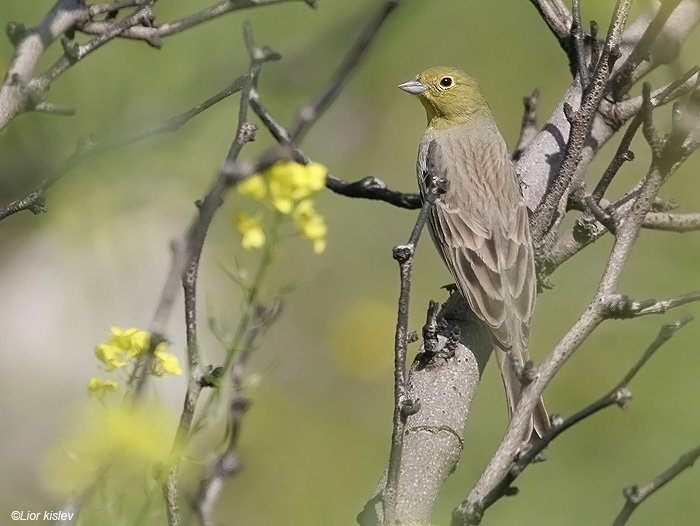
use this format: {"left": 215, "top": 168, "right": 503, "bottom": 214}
{"left": 440, "top": 76, "right": 453, "bottom": 87}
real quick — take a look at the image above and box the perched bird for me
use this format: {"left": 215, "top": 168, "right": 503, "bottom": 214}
{"left": 398, "top": 67, "right": 549, "bottom": 442}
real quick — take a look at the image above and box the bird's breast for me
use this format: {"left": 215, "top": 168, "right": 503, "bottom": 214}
{"left": 417, "top": 125, "right": 521, "bottom": 228}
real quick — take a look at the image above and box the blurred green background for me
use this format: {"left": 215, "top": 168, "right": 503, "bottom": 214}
{"left": 1, "top": 1, "right": 699, "bottom": 525}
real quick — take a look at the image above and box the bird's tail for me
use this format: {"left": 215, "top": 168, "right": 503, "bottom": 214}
{"left": 495, "top": 346, "right": 549, "bottom": 444}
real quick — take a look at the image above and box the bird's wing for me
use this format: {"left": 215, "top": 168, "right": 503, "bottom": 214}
{"left": 421, "top": 137, "right": 536, "bottom": 351}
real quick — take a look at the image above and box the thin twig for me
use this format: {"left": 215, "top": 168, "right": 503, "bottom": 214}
{"left": 512, "top": 90, "right": 540, "bottom": 161}
{"left": 611, "top": 0, "right": 685, "bottom": 99}
{"left": 250, "top": 90, "right": 421, "bottom": 209}
{"left": 571, "top": 0, "right": 589, "bottom": 89}
{"left": 0, "top": 77, "right": 245, "bottom": 222}
{"left": 30, "top": 1, "right": 157, "bottom": 94}
{"left": 156, "top": 24, "right": 280, "bottom": 526}
{"left": 611, "top": 442, "right": 700, "bottom": 526}
{"left": 289, "top": 0, "right": 401, "bottom": 142}
{"left": 196, "top": 304, "right": 281, "bottom": 526}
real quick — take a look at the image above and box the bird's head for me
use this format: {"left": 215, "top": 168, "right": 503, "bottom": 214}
{"left": 398, "top": 67, "right": 491, "bottom": 129}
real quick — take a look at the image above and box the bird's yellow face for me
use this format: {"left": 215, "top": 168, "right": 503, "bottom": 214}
{"left": 398, "top": 67, "right": 490, "bottom": 129}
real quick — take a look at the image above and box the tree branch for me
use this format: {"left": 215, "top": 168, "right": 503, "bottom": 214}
{"left": 643, "top": 212, "right": 700, "bottom": 232}
{"left": 250, "top": 88, "right": 421, "bottom": 209}
{"left": 382, "top": 164, "right": 446, "bottom": 525}
{"left": 530, "top": 0, "right": 631, "bottom": 245}
{"left": 513, "top": 90, "right": 540, "bottom": 162}
{"left": 78, "top": 0, "right": 317, "bottom": 45}
{"left": 528, "top": 0, "right": 573, "bottom": 54}
{"left": 611, "top": 442, "right": 700, "bottom": 526}
{"left": 152, "top": 24, "right": 281, "bottom": 526}
{"left": 289, "top": 0, "right": 401, "bottom": 142}
{"left": 473, "top": 316, "right": 692, "bottom": 513}
{"left": 0, "top": 77, "right": 245, "bottom": 222}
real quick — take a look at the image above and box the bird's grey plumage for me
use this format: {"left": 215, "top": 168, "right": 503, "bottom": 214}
{"left": 418, "top": 122, "right": 548, "bottom": 442}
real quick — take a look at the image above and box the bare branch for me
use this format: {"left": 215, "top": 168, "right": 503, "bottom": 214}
{"left": 289, "top": 0, "right": 401, "bottom": 142}
{"left": 610, "top": 289, "right": 700, "bottom": 317}
{"left": 0, "top": 77, "right": 245, "bottom": 222}
{"left": 196, "top": 304, "right": 281, "bottom": 526}
{"left": 79, "top": 0, "right": 317, "bottom": 44}
{"left": 540, "top": 71, "right": 700, "bottom": 277}
{"left": 0, "top": 0, "right": 89, "bottom": 130}
{"left": 643, "top": 211, "right": 700, "bottom": 232}
{"left": 250, "top": 90, "right": 421, "bottom": 209}
{"left": 382, "top": 165, "right": 446, "bottom": 525}
{"left": 528, "top": 0, "right": 573, "bottom": 52}
{"left": 473, "top": 316, "right": 692, "bottom": 514}
{"left": 512, "top": 90, "right": 540, "bottom": 161}
{"left": 612, "top": 443, "right": 700, "bottom": 526}
{"left": 530, "top": 0, "right": 632, "bottom": 244}
{"left": 31, "top": 2, "right": 157, "bottom": 94}
{"left": 613, "top": 0, "right": 687, "bottom": 99}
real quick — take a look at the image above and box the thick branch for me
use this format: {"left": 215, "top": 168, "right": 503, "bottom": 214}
{"left": 358, "top": 296, "right": 492, "bottom": 526}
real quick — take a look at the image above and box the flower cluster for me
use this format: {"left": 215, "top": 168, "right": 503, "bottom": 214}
{"left": 235, "top": 161, "right": 328, "bottom": 253}
{"left": 89, "top": 327, "right": 182, "bottom": 397}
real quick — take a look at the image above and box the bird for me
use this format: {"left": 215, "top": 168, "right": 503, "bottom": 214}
{"left": 398, "top": 66, "right": 549, "bottom": 443}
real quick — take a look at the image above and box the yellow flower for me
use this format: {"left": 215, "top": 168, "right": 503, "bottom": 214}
{"left": 128, "top": 329, "right": 151, "bottom": 358}
{"left": 153, "top": 350, "right": 182, "bottom": 376}
{"left": 267, "top": 162, "right": 298, "bottom": 213}
{"left": 265, "top": 161, "right": 328, "bottom": 213}
{"left": 96, "top": 327, "right": 153, "bottom": 368}
{"left": 238, "top": 174, "right": 267, "bottom": 200}
{"left": 234, "top": 211, "right": 265, "bottom": 250}
{"left": 95, "top": 341, "right": 128, "bottom": 370}
{"left": 295, "top": 162, "right": 327, "bottom": 198}
{"left": 293, "top": 199, "right": 327, "bottom": 253}
{"left": 109, "top": 327, "right": 140, "bottom": 351}
{"left": 87, "top": 378, "right": 118, "bottom": 399}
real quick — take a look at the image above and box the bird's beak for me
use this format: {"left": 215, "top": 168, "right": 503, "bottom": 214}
{"left": 398, "top": 76, "right": 427, "bottom": 95}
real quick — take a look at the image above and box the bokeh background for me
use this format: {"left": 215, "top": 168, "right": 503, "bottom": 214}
{"left": 1, "top": 1, "right": 699, "bottom": 525}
